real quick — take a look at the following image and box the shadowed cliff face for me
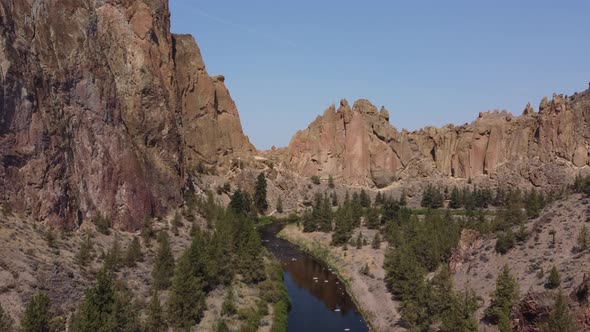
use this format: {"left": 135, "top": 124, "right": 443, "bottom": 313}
{"left": 286, "top": 91, "right": 590, "bottom": 188}
{"left": 0, "top": 0, "right": 254, "bottom": 229}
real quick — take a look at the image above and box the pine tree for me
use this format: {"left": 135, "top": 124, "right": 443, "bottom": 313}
{"left": 356, "top": 232, "right": 363, "bottom": 249}
{"left": 206, "top": 221, "right": 235, "bottom": 286}
{"left": 78, "top": 268, "right": 116, "bottom": 331}
{"left": 254, "top": 172, "right": 268, "bottom": 213}
{"left": 216, "top": 320, "right": 230, "bottom": 332}
{"left": 449, "top": 187, "right": 462, "bottom": 209}
{"left": 152, "top": 231, "right": 175, "bottom": 290}
{"left": 526, "top": 188, "right": 543, "bottom": 219}
{"left": 21, "top": 293, "right": 52, "bottom": 332}
{"left": 331, "top": 192, "right": 339, "bottom": 207}
{"left": 110, "top": 282, "right": 141, "bottom": 332}
{"left": 372, "top": 232, "right": 381, "bottom": 249}
{"left": 485, "top": 265, "right": 519, "bottom": 324}
{"left": 125, "top": 236, "right": 143, "bottom": 267}
{"left": 76, "top": 233, "right": 93, "bottom": 266}
{"left": 430, "top": 266, "right": 454, "bottom": 316}
{"left": 365, "top": 208, "right": 380, "bottom": 229}
{"left": 498, "top": 310, "right": 512, "bottom": 332}
{"left": 421, "top": 185, "right": 433, "bottom": 208}
{"left": 0, "top": 303, "right": 13, "bottom": 332}
{"left": 167, "top": 241, "right": 207, "bottom": 329}
{"left": 541, "top": 291, "right": 578, "bottom": 332}
{"left": 221, "top": 288, "right": 237, "bottom": 316}
{"left": 229, "top": 190, "right": 245, "bottom": 215}
{"left": 546, "top": 266, "right": 561, "bottom": 289}
{"left": 440, "top": 289, "right": 479, "bottom": 332}
{"left": 577, "top": 225, "right": 589, "bottom": 252}
{"left": 145, "top": 290, "right": 166, "bottom": 332}
{"left": 104, "top": 234, "right": 122, "bottom": 271}
{"left": 238, "top": 223, "right": 266, "bottom": 283}
{"left": 276, "top": 196, "right": 283, "bottom": 214}
{"left": 359, "top": 190, "right": 371, "bottom": 208}
{"left": 374, "top": 192, "right": 383, "bottom": 207}
{"left": 46, "top": 228, "right": 57, "bottom": 249}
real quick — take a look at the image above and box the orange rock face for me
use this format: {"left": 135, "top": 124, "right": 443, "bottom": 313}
{"left": 0, "top": 0, "right": 253, "bottom": 229}
{"left": 286, "top": 91, "right": 590, "bottom": 188}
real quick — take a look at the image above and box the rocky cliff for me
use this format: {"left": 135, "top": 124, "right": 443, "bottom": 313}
{"left": 286, "top": 91, "right": 590, "bottom": 188}
{"left": 0, "top": 0, "right": 254, "bottom": 229}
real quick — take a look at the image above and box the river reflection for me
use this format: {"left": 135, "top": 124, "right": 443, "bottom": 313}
{"left": 260, "top": 224, "right": 369, "bottom": 332}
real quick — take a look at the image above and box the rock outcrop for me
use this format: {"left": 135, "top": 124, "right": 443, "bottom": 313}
{"left": 285, "top": 91, "right": 590, "bottom": 188}
{"left": 0, "top": 0, "right": 254, "bottom": 229}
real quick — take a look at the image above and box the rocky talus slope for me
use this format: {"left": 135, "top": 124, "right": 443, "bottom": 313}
{"left": 284, "top": 91, "right": 590, "bottom": 189}
{"left": 0, "top": 0, "right": 254, "bottom": 230}
{"left": 451, "top": 194, "right": 590, "bottom": 330}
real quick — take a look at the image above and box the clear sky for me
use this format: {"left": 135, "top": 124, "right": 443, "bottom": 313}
{"left": 170, "top": 1, "right": 590, "bottom": 150}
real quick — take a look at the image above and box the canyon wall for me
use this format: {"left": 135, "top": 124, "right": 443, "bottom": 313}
{"left": 0, "top": 0, "right": 254, "bottom": 229}
{"left": 286, "top": 91, "right": 590, "bottom": 188}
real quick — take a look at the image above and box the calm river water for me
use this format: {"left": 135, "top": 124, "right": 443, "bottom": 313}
{"left": 260, "top": 224, "right": 369, "bottom": 332}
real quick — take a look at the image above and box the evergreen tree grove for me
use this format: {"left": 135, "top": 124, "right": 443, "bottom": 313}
{"left": 77, "top": 268, "right": 139, "bottom": 332}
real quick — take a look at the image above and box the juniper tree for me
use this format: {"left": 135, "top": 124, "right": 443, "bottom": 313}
{"left": 76, "top": 233, "right": 93, "bottom": 266}
{"left": 356, "top": 232, "right": 363, "bottom": 249}
{"left": 21, "top": 293, "right": 52, "bottom": 332}
{"left": 546, "top": 266, "right": 561, "bottom": 289}
{"left": 104, "top": 234, "right": 122, "bottom": 271}
{"left": 371, "top": 232, "right": 381, "bottom": 249}
{"left": 276, "top": 196, "right": 283, "bottom": 214}
{"left": 125, "top": 236, "right": 143, "bottom": 267}
{"left": 254, "top": 172, "right": 268, "bottom": 213}
{"left": 577, "top": 225, "right": 589, "bottom": 252}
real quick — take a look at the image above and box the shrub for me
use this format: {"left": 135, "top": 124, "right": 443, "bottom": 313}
{"left": 495, "top": 230, "right": 516, "bottom": 254}
{"left": 92, "top": 214, "right": 111, "bottom": 235}
{"left": 545, "top": 266, "right": 561, "bottom": 289}
{"left": 311, "top": 175, "right": 321, "bottom": 185}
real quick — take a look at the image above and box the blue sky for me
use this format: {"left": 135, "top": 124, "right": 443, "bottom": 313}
{"left": 170, "top": 1, "right": 590, "bottom": 150}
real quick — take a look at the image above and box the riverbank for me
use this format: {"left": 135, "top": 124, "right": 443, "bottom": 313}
{"left": 277, "top": 224, "right": 402, "bottom": 332}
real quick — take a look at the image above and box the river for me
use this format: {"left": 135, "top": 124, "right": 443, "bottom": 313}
{"left": 260, "top": 223, "right": 369, "bottom": 332}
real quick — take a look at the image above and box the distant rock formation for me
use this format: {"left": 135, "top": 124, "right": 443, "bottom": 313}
{"left": 0, "top": 0, "right": 254, "bottom": 229}
{"left": 285, "top": 91, "right": 590, "bottom": 188}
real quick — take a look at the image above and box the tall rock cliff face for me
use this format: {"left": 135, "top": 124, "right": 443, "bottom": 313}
{"left": 0, "top": 0, "right": 254, "bottom": 229}
{"left": 286, "top": 91, "right": 590, "bottom": 188}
